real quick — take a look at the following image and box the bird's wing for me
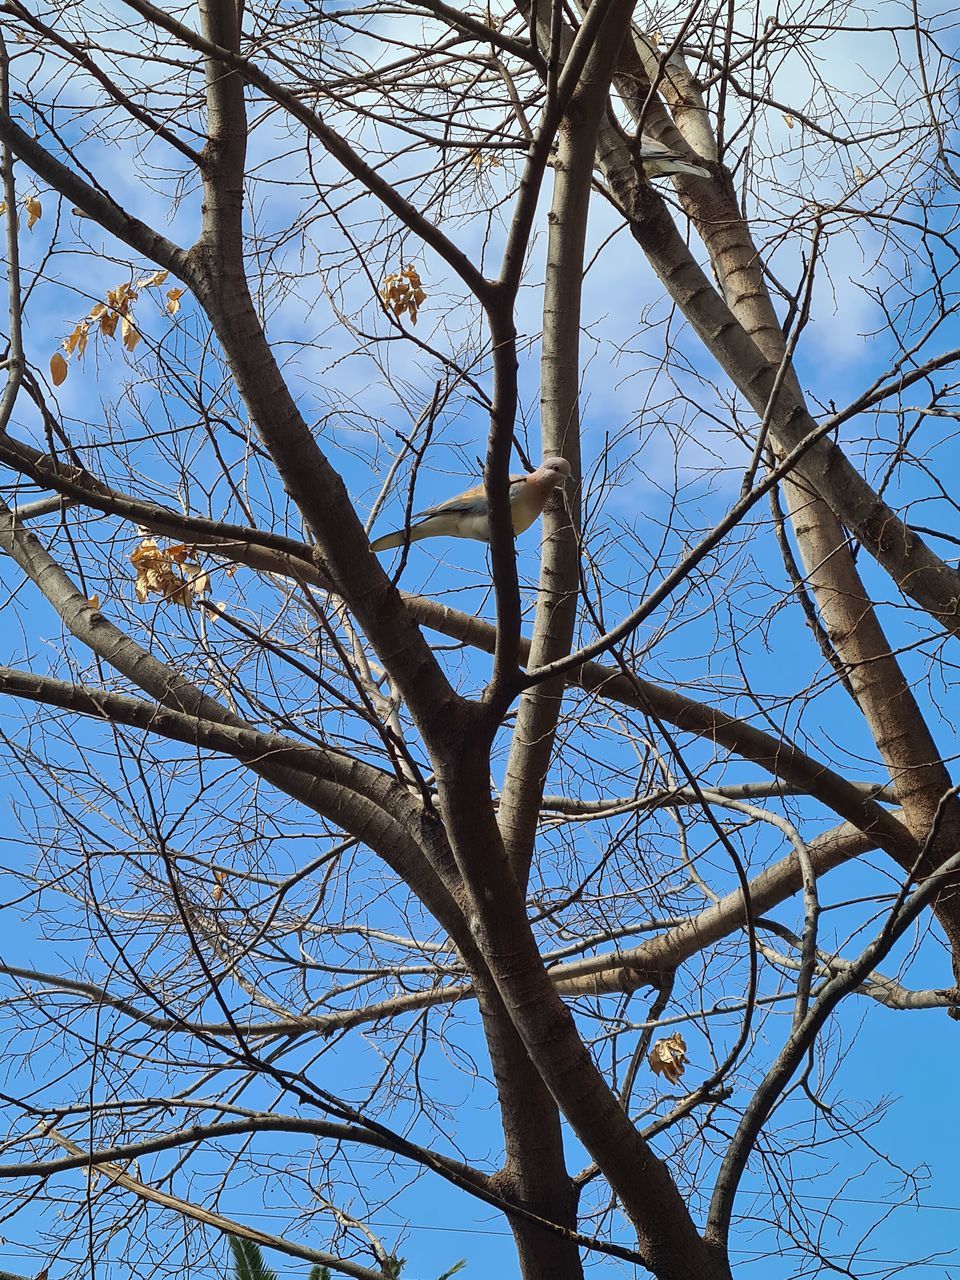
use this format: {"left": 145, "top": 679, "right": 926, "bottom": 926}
{"left": 638, "top": 137, "right": 710, "bottom": 178}
{"left": 414, "top": 475, "right": 525, "bottom": 519}
{"left": 638, "top": 138, "right": 674, "bottom": 157}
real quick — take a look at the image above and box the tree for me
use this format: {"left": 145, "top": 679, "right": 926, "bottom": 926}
{"left": 0, "top": 0, "right": 957, "bottom": 1277}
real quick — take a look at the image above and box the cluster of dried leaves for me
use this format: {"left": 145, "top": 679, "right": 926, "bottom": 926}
{"left": 130, "top": 538, "right": 209, "bottom": 609}
{"left": 51, "top": 271, "right": 185, "bottom": 386}
{"left": 2, "top": 195, "right": 188, "bottom": 384}
{"left": 380, "top": 264, "right": 426, "bottom": 325}
{"left": 648, "top": 1032, "right": 688, "bottom": 1084}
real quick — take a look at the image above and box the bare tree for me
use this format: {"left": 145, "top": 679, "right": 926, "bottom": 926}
{"left": 0, "top": 0, "right": 958, "bottom": 1277}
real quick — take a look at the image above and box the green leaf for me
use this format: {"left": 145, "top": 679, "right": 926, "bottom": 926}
{"left": 437, "top": 1262, "right": 467, "bottom": 1280}
{"left": 228, "top": 1236, "right": 278, "bottom": 1280}
{"left": 307, "top": 1268, "right": 331, "bottom": 1280}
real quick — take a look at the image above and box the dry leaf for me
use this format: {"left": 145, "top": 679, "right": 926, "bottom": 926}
{"left": 100, "top": 310, "right": 119, "bottom": 340}
{"left": 854, "top": 165, "right": 866, "bottom": 183}
{"left": 0, "top": 200, "right": 6, "bottom": 217}
{"left": 107, "top": 282, "right": 137, "bottom": 317}
{"left": 24, "top": 195, "right": 42, "bottom": 229}
{"left": 470, "top": 148, "right": 502, "bottom": 171}
{"left": 50, "top": 352, "right": 68, "bottom": 386}
{"left": 87, "top": 594, "right": 100, "bottom": 610}
{"left": 121, "top": 314, "right": 141, "bottom": 352}
{"left": 648, "top": 1032, "right": 688, "bottom": 1085}
{"left": 135, "top": 269, "right": 169, "bottom": 289}
{"left": 63, "top": 321, "right": 90, "bottom": 359}
{"left": 783, "top": 112, "right": 796, "bottom": 129}
{"left": 183, "top": 563, "right": 210, "bottom": 598}
{"left": 166, "top": 287, "right": 185, "bottom": 315}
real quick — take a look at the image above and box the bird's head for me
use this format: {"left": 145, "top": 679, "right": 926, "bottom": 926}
{"left": 538, "top": 457, "right": 572, "bottom": 487}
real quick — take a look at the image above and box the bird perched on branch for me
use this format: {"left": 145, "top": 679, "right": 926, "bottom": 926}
{"left": 370, "top": 457, "right": 571, "bottom": 553}
{"left": 637, "top": 138, "right": 711, "bottom": 179}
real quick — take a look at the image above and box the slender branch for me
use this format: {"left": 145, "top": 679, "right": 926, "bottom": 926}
{"left": 523, "top": 413, "right": 864, "bottom": 684}
{"left": 706, "top": 787, "right": 960, "bottom": 1246}
{"left": 0, "top": 28, "right": 24, "bottom": 432}
{"left": 26, "top": 1123, "right": 654, "bottom": 1271}
{"left": 0, "top": 104, "right": 189, "bottom": 277}
{"left": 117, "top": 0, "right": 492, "bottom": 301}
{"left": 4, "top": 1, "right": 204, "bottom": 166}
{"left": 39, "top": 1127, "right": 399, "bottom": 1280}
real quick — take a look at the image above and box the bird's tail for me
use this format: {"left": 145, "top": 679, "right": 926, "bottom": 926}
{"left": 659, "top": 158, "right": 711, "bottom": 179}
{"left": 372, "top": 524, "right": 433, "bottom": 552}
{"left": 370, "top": 528, "right": 405, "bottom": 553}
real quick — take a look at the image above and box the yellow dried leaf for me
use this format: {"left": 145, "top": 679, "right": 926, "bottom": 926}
{"left": 136, "top": 269, "right": 169, "bottom": 289}
{"left": 87, "top": 594, "right": 100, "bottom": 610}
{"left": 183, "top": 563, "right": 210, "bottom": 597}
{"left": 100, "top": 310, "right": 119, "bottom": 340}
{"left": 108, "top": 282, "right": 137, "bottom": 316}
{"left": 89, "top": 303, "right": 107, "bottom": 321}
{"left": 130, "top": 537, "right": 158, "bottom": 567}
{"left": 121, "top": 315, "right": 141, "bottom": 352}
{"left": 648, "top": 1033, "right": 688, "bottom": 1085}
{"left": 470, "top": 148, "right": 503, "bottom": 173}
{"left": 24, "top": 196, "right": 41, "bottom": 229}
{"left": 63, "top": 321, "right": 90, "bottom": 359}
{"left": 783, "top": 112, "right": 795, "bottom": 129}
{"left": 854, "top": 165, "right": 866, "bottom": 183}
{"left": 50, "top": 352, "right": 68, "bottom": 386}
{"left": 166, "top": 287, "right": 185, "bottom": 315}
{"left": 0, "top": 200, "right": 6, "bottom": 217}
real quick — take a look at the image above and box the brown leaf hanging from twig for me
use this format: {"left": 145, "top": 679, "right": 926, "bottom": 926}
{"left": 648, "top": 1033, "right": 688, "bottom": 1084}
